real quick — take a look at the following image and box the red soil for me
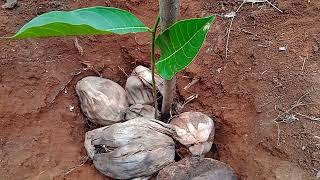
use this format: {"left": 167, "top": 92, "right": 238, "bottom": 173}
{"left": 0, "top": 0, "right": 319, "bottom": 179}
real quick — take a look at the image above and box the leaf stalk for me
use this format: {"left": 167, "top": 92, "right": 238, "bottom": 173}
{"left": 151, "top": 16, "right": 160, "bottom": 119}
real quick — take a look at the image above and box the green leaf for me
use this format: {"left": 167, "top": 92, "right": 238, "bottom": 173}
{"left": 11, "top": 6, "right": 149, "bottom": 39}
{"left": 156, "top": 16, "right": 215, "bottom": 80}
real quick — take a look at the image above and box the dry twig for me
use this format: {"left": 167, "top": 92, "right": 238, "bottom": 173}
{"left": 183, "top": 78, "right": 199, "bottom": 90}
{"left": 181, "top": 94, "right": 198, "bottom": 108}
{"left": 300, "top": 55, "right": 308, "bottom": 71}
{"left": 117, "top": 66, "right": 128, "bottom": 77}
{"left": 242, "top": 0, "right": 283, "bottom": 13}
{"left": 64, "top": 156, "right": 89, "bottom": 177}
{"left": 74, "top": 38, "right": 84, "bottom": 56}
{"left": 273, "top": 90, "right": 315, "bottom": 122}
{"left": 258, "top": 95, "right": 282, "bottom": 109}
{"left": 36, "top": 170, "right": 46, "bottom": 180}
{"left": 265, "top": 0, "right": 283, "bottom": 13}
{"left": 225, "top": 16, "right": 235, "bottom": 58}
{"left": 294, "top": 112, "right": 320, "bottom": 122}
{"left": 225, "top": 0, "right": 282, "bottom": 58}
{"left": 276, "top": 122, "right": 281, "bottom": 146}
{"left": 273, "top": 90, "right": 319, "bottom": 145}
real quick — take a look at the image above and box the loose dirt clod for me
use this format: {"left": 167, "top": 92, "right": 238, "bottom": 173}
{"left": 125, "top": 104, "right": 159, "bottom": 120}
{"left": 157, "top": 157, "right": 237, "bottom": 180}
{"left": 126, "top": 66, "right": 164, "bottom": 105}
{"left": 76, "top": 76, "right": 129, "bottom": 125}
{"left": 84, "top": 118, "right": 175, "bottom": 179}
{"left": 170, "top": 112, "right": 215, "bottom": 156}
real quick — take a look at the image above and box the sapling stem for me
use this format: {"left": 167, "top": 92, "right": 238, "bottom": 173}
{"left": 151, "top": 16, "right": 160, "bottom": 119}
{"left": 160, "top": 0, "right": 180, "bottom": 120}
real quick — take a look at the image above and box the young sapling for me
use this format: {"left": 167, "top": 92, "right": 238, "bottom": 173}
{"left": 5, "top": 6, "right": 216, "bottom": 121}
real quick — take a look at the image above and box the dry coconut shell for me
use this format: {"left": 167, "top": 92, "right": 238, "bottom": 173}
{"left": 157, "top": 157, "right": 237, "bottom": 180}
{"left": 76, "top": 76, "right": 128, "bottom": 126}
{"left": 125, "top": 104, "right": 159, "bottom": 120}
{"left": 125, "top": 65, "right": 164, "bottom": 105}
{"left": 170, "top": 112, "right": 215, "bottom": 156}
{"left": 84, "top": 117, "right": 175, "bottom": 179}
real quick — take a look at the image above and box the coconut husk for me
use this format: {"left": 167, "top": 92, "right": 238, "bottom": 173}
{"left": 125, "top": 66, "right": 164, "bottom": 105}
{"left": 169, "top": 112, "right": 215, "bottom": 156}
{"left": 157, "top": 157, "right": 237, "bottom": 180}
{"left": 76, "top": 76, "right": 128, "bottom": 126}
{"left": 84, "top": 118, "right": 175, "bottom": 179}
{"left": 125, "top": 104, "right": 159, "bottom": 120}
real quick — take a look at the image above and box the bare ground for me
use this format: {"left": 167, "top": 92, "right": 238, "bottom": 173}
{"left": 0, "top": 0, "right": 319, "bottom": 179}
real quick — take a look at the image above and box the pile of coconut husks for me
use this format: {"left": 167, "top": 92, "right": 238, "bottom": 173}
{"left": 76, "top": 66, "right": 237, "bottom": 180}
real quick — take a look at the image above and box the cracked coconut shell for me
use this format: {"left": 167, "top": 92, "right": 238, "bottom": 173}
{"left": 170, "top": 112, "right": 215, "bottom": 156}
{"left": 76, "top": 76, "right": 129, "bottom": 126}
{"left": 84, "top": 117, "right": 175, "bottom": 179}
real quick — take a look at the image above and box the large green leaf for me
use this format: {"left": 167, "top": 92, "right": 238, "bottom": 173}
{"left": 156, "top": 16, "right": 215, "bottom": 80}
{"left": 11, "top": 6, "right": 149, "bottom": 39}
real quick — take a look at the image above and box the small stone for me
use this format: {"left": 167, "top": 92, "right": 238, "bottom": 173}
{"left": 68, "top": 105, "right": 74, "bottom": 112}
{"left": 313, "top": 45, "right": 319, "bottom": 53}
{"left": 279, "top": 45, "right": 288, "bottom": 53}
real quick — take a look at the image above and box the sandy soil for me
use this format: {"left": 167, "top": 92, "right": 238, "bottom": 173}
{"left": 0, "top": 0, "right": 319, "bottom": 179}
